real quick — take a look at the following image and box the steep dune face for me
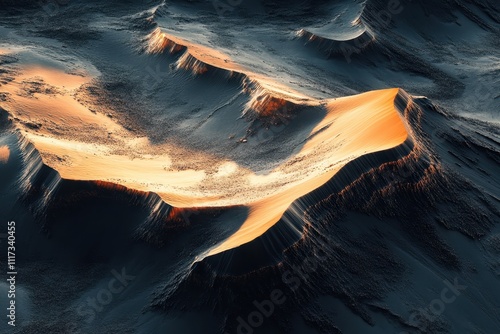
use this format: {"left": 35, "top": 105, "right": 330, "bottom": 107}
{"left": 156, "top": 89, "right": 500, "bottom": 333}
{"left": 0, "top": 38, "right": 408, "bottom": 259}
{"left": 205, "top": 88, "right": 409, "bottom": 257}
{"left": 296, "top": 25, "right": 375, "bottom": 59}
{"left": 295, "top": 0, "right": 374, "bottom": 58}
{"left": 145, "top": 27, "right": 313, "bottom": 106}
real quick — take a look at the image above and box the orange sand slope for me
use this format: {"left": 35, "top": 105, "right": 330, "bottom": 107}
{"left": 0, "top": 145, "right": 10, "bottom": 163}
{"left": 0, "top": 40, "right": 408, "bottom": 258}
{"left": 205, "top": 89, "right": 408, "bottom": 257}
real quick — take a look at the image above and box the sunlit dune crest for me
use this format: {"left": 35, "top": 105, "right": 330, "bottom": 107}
{"left": 146, "top": 28, "right": 243, "bottom": 73}
{"left": 146, "top": 28, "right": 313, "bottom": 107}
{"left": 176, "top": 52, "right": 209, "bottom": 75}
{"left": 205, "top": 88, "right": 409, "bottom": 257}
{"left": 1, "top": 39, "right": 408, "bottom": 259}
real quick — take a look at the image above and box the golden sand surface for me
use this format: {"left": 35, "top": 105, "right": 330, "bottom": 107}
{"left": 0, "top": 39, "right": 408, "bottom": 257}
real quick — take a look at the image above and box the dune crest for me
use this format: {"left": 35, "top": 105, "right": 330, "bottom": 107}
{"left": 1, "top": 39, "right": 408, "bottom": 259}
{"left": 297, "top": 27, "right": 375, "bottom": 58}
{"left": 204, "top": 88, "right": 409, "bottom": 258}
{"left": 145, "top": 28, "right": 314, "bottom": 107}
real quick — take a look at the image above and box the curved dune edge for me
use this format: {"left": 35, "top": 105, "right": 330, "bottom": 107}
{"left": 296, "top": 26, "right": 374, "bottom": 44}
{"left": 145, "top": 28, "right": 317, "bottom": 112}
{"left": 0, "top": 44, "right": 408, "bottom": 260}
{"left": 296, "top": 27, "right": 376, "bottom": 57}
{"left": 295, "top": 5, "right": 376, "bottom": 56}
{"left": 203, "top": 88, "right": 409, "bottom": 258}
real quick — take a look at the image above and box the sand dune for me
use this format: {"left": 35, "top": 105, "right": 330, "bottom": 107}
{"left": 0, "top": 38, "right": 408, "bottom": 258}
{"left": 296, "top": 27, "right": 375, "bottom": 58}
{"left": 1, "top": 1, "right": 499, "bottom": 333}
{"left": 205, "top": 88, "right": 408, "bottom": 257}
{"left": 146, "top": 28, "right": 314, "bottom": 106}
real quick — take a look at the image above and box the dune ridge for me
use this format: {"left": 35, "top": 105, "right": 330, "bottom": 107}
{"left": 1, "top": 36, "right": 410, "bottom": 260}
{"left": 296, "top": 27, "right": 375, "bottom": 57}
{"left": 145, "top": 28, "right": 316, "bottom": 113}
{"left": 1, "top": 2, "right": 499, "bottom": 333}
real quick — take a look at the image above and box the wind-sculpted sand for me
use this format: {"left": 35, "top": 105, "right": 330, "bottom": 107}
{"left": 0, "top": 39, "right": 408, "bottom": 258}
{"left": 1, "top": 0, "right": 499, "bottom": 333}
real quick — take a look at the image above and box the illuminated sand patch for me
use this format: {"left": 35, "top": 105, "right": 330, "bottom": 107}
{"left": 0, "top": 145, "right": 10, "bottom": 163}
{"left": 0, "top": 43, "right": 408, "bottom": 259}
{"left": 146, "top": 28, "right": 315, "bottom": 107}
{"left": 205, "top": 88, "right": 409, "bottom": 257}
